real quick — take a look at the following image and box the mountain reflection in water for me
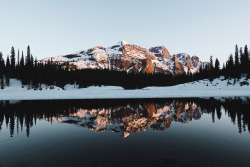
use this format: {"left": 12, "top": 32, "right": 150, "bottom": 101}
{"left": 0, "top": 98, "right": 250, "bottom": 138}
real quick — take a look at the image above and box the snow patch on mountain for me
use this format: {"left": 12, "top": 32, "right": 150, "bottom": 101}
{"left": 40, "top": 41, "right": 204, "bottom": 75}
{"left": 117, "top": 40, "right": 128, "bottom": 46}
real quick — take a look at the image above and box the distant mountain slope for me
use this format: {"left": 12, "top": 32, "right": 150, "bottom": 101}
{"left": 40, "top": 40, "right": 203, "bottom": 75}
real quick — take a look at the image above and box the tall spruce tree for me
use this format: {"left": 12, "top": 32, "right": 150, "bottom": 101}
{"left": 0, "top": 52, "right": 5, "bottom": 89}
{"left": 5, "top": 56, "right": 11, "bottom": 86}
{"left": 208, "top": 56, "right": 214, "bottom": 81}
{"left": 244, "top": 45, "right": 249, "bottom": 74}
{"left": 210, "top": 56, "right": 214, "bottom": 69}
{"left": 25, "top": 46, "right": 31, "bottom": 67}
{"left": 0, "top": 52, "right": 5, "bottom": 77}
{"left": 20, "top": 51, "right": 25, "bottom": 85}
{"left": 16, "top": 49, "right": 20, "bottom": 78}
{"left": 10, "top": 46, "right": 15, "bottom": 76}
{"left": 30, "top": 54, "right": 34, "bottom": 68}
{"left": 20, "top": 51, "right": 24, "bottom": 68}
{"left": 235, "top": 45, "right": 239, "bottom": 72}
{"left": 25, "top": 46, "right": 32, "bottom": 85}
{"left": 227, "top": 54, "right": 234, "bottom": 78}
{"left": 17, "top": 49, "right": 20, "bottom": 67}
{"left": 214, "top": 58, "right": 220, "bottom": 76}
{"left": 239, "top": 47, "right": 243, "bottom": 73}
{"left": 6, "top": 55, "right": 11, "bottom": 75}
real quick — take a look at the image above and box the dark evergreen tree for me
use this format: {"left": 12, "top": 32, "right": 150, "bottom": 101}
{"left": 235, "top": 45, "right": 239, "bottom": 70}
{"left": 239, "top": 47, "right": 243, "bottom": 73}
{"left": 6, "top": 56, "right": 11, "bottom": 75}
{"left": 20, "top": 51, "right": 24, "bottom": 68}
{"left": 234, "top": 45, "right": 241, "bottom": 78}
{"left": 226, "top": 54, "right": 234, "bottom": 79}
{"left": 19, "top": 51, "right": 25, "bottom": 83}
{"left": 17, "top": 49, "right": 20, "bottom": 67}
{"left": 25, "top": 46, "right": 31, "bottom": 67}
{"left": 210, "top": 55, "right": 214, "bottom": 69}
{"left": 24, "top": 46, "right": 32, "bottom": 86}
{"left": 5, "top": 56, "right": 11, "bottom": 86}
{"left": 0, "top": 52, "right": 5, "bottom": 89}
{"left": 243, "top": 45, "right": 249, "bottom": 74}
{"left": 0, "top": 52, "right": 5, "bottom": 77}
{"left": 16, "top": 49, "right": 20, "bottom": 78}
{"left": 30, "top": 54, "right": 34, "bottom": 68}
{"left": 214, "top": 58, "right": 220, "bottom": 76}
{"left": 209, "top": 56, "right": 214, "bottom": 81}
{"left": 10, "top": 46, "right": 15, "bottom": 76}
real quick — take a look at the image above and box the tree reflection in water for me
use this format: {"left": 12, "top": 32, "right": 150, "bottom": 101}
{"left": 0, "top": 97, "right": 249, "bottom": 138}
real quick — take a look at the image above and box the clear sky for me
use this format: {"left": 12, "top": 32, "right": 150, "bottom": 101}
{"left": 0, "top": 0, "right": 249, "bottom": 64}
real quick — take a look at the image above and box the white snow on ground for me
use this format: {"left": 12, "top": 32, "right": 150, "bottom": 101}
{"left": 0, "top": 77, "right": 250, "bottom": 100}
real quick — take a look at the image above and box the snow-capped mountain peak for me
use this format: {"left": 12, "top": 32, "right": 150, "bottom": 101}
{"left": 117, "top": 40, "right": 128, "bottom": 46}
{"left": 40, "top": 41, "right": 203, "bottom": 75}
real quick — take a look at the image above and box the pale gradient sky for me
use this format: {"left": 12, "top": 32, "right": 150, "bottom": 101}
{"left": 0, "top": 0, "right": 250, "bottom": 64}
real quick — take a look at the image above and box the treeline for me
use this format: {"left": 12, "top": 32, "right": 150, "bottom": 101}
{"left": 222, "top": 45, "right": 250, "bottom": 79}
{"left": 0, "top": 98, "right": 249, "bottom": 137}
{"left": 203, "top": 44, "right": 250, "bottom": 81}
{"left": 0, "top": 45, "right": 249, "bottom": 90}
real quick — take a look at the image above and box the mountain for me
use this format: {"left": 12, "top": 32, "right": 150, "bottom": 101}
{"left": 40, "top": 40, "right": 203, "bottom": 75}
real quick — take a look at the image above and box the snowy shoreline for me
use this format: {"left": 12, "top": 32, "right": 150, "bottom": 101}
{"left": 0, "top": 78, "right": 250, "bottom": 100}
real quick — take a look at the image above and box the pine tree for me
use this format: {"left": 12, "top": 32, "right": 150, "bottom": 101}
{"left": 227, "top": 54, "right": 234, "bottom": 78}
{"left": 0, "top": 52, "right": 5, "bottom": 77}
{"left": 214, "top": 58, "right": 220, "bottom": 76}
{"left": 234, "top": 45, "right": 240, "bottom": 67}
{"left": 25, "top": 46, "right": 31, "bottom": 67}
{"left": 30, "top": 54, "right": 34, "bottom": 68}
{"left": 6, "top": 55, "right": 11, "bottom": 76}
{"left": 20, "top": 51, "right": 24, "bottom": 68}
{"left": 16, "top": 49, "right": 20, "bottom": 78}
{"left": 24, "top": 46, "right": 32, "bottom": 85}
{"left": 239, "top": 47, "right": 243, "bottom": 73}
{"left": 5, "top": 56, "right": 11, "bottom": 87}
{"left": 244, "top": 45, "right": 249, "bottom": 74}
{"left": 17, "top": 49, "right": 20, "bottom": 67}
{"left": 208, "top": 56, "right": 214, "bottom": 81}
{"left": 235, "top": 45, "right": 240, "bottom": 75}
{"left": 0, "top": 52, "right": 5, "bottom": 89}
{"left": 210, "top": 55, "right": 214, "bottom": 69}
{"left": 10, "top": 46, "right": 15, "bottom": 76}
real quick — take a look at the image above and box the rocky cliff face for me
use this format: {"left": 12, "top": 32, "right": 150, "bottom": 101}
{"left": 149, "top": 46, "right": 170, "bottom": 58}
{"left": 40, "top": 40, "right": 202, "bottom": 75}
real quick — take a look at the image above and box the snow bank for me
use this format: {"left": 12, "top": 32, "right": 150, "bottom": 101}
{"left": 0, "top": 77, "right": 250, "bottom": 100}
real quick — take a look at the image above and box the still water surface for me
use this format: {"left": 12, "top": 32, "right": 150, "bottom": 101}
{"left": 0, "top": 98, "right": 250, "bottom": 167}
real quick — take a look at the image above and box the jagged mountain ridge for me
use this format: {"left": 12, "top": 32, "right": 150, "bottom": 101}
{"left": 41, "top": 40, "right": 202, "bottom": 75}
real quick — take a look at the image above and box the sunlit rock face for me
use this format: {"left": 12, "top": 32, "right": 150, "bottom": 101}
{"left": 52, "top": 101, "right": 202, "bottom": 138}
{"left": 40, "top": 41, "right": 202, "bottom": 75}
{"left": 149, "top": 46, "right": 170, "bottom": 58}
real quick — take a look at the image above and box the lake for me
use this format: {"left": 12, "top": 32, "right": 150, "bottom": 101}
{"left": 0, "top": 98, "right": 250, "bottom": 167}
